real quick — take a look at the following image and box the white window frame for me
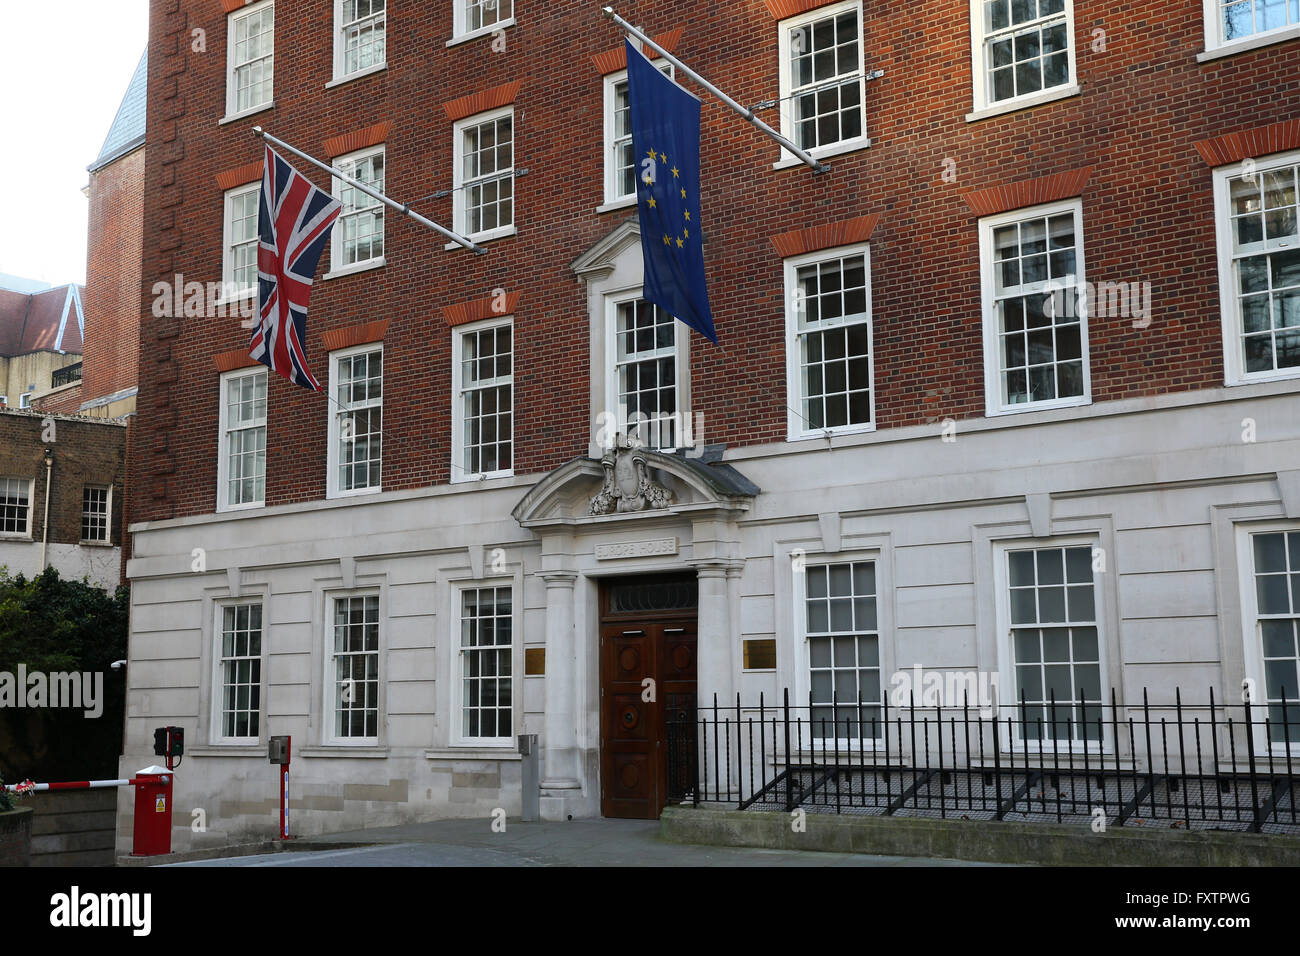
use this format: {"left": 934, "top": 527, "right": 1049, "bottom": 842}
{"left": 993, "top": 536, "right": 1110, "bottom": 754}
{"left": 224, "top": 0, "right": 275, "bottom": 121}
{"left": 18, "top": 392, "right": 32, "bottom": 410}
{"left": 212, "top": 601, "right": 265, "bottom": 745}
{"left": 450, "top": 0, "right": 515, "bottom": 44}
{"left": 80, "top": 484, "right": 112, "bottom": 544}
{"left": 450, "top": 316, "right": 514, "bottom": 483}
{"left": 331, "top": 0, "right": 387, "bottom": 85}
{"left": 1236, "top": 521, "right": 1300, "bottom": 756}
{"left": 783, "top": 242, "right": 875, "bottom": 441}
{"left": 0, "top": 477, "right": 34, "bottom": 538}
{"left": 967, "top": 0, "right": 1078, "bottom": 120}
{"left": 450, "top": 581, "right": 516, "bottom": 748}
{"left": 979, "top": 198, "right": 1091, "bottom": 416}
{"left": 1213, "top": 149, "right": 1300, "bottom": 386}
{"left": 1201, "top": 0, "right": 1300, "bottom": 60}
{"left": 216, "top": 366, "right": 268, "bottom": 513}
{"left": 775, "top": 0, "right": 869, "bottom": 167}
{"left": 222, "top": 182, "right": 261, "bottom": 302}
{"left": 793, "top": 555, "right": 886, "bottom": 748}
{"left": 324, "top": 590, "right": 382, "bottom": 746}
{"left": 452, "top": 106, "right": 516, "bottom": 244}
{"left": 601, "top": 61, "right": 673, "bottom": 208}
{"left": 327, "top": 343, "right": 383, "bottom": 499}
{"left": 603, "top": 291, "right": 692, "bottom": 452}
{"left": 328, "top": 145, "right": 386, "bottom": 278}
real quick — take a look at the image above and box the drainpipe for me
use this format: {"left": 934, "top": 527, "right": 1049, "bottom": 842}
{"left": 40, "top": 447, "right": 52, "bottom": 570}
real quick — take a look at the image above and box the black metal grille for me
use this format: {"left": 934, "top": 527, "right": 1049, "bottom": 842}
{"left": 608, "top": 577, "right": 698, "bottom": 614}
{"left": 666, "top": 693, "right": 697, "bottom": 802}
{"left": 51, "top": 362, "right": 82, "bottom": 388}
{"left": 666, "top": 689, "right": 1300, "bottom": 834}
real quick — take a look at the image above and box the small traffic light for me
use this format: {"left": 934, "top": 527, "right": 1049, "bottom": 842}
{"left": 152, "top": 726, "right": 185, "bottom": 767}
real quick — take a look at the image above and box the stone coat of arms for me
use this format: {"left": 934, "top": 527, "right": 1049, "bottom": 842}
{"left": 590, "top": 442, "right": 675, "bottom": 515}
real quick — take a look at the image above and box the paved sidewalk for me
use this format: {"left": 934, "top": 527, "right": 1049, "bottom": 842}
{"left": 167, "top": 817, "right": 1003, "bottom": 867}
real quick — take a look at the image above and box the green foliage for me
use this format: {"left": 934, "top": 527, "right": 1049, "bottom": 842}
{"left": 0, "top": 568, "right": 128, "bottom": 781}
{"left": 0, "top": 567, "right": 128, "bottom": 674}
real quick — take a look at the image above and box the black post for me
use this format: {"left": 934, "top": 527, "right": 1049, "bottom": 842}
{"left": 783, "top": 687, "right": 793, "bottom": 814}
{"left": 993, "top": 698, "right": 1004, "bottom": 820}
{"left": 1244, "top": 694, "right": 1261, "bottom": 833}
{"left": 692, "top": 692, "right": 700, "bottom": 807}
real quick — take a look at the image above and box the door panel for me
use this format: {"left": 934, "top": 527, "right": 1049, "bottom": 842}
{"left": 600, "top": 618, "right": 697, "bottom": 819}
{"left": 601, "top": 627, "right": 657, "bottom": 818}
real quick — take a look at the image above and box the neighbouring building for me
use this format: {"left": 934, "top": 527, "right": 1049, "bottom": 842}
{"left": 0, "top": 281, "right": 84, "bottom": 412}
{"left": 37, "top": 50, "right": 147, "bottom": 420}
{"left": 0, "top": 409, "right": 126, "bottom": 590}
{"left": 120, "top": 0, "right": 1300, "bottom": 853}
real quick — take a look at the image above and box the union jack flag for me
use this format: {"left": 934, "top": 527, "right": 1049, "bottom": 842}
{"left": 249, "top": 144, "right": 342, "bottom": 391}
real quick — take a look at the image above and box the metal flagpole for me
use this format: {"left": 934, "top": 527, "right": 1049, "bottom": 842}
{"left": 252, "top": 126, "right": 486, "bottom": 254}
{"left": 601, "top": 6, "right": 830, "bottom": 174}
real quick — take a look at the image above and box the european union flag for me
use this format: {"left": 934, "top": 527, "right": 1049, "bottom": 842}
{"left": 625, "top": 40, "right": 717, "bottom": 344}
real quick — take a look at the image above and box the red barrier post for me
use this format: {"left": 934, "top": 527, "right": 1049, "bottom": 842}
{"left": 129, "top": 766, "right": 174, "bottom": 856}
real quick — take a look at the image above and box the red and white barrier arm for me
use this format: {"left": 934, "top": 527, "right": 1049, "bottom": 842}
{"left": 2, "top": 779, "right": 131, "bottom": 792}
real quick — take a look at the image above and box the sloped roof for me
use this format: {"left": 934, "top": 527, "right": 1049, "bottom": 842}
{"left": 0, "top": 273, "right": 51, "bottom": 294}
{"left": 0, "top": 284, "right": 85, "bottom": 357}
{"left": 89, "top": 49, "right": 147, "bottom": 172}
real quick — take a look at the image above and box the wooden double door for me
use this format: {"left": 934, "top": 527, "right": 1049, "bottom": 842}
{"left": 599, "top": 576, "right": 698, "bottom": 819}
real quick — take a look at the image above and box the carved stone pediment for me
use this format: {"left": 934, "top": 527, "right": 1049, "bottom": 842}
{"left": 590, "top": 442, "right": 675, "bottom": 515}
{"left": 511, "top": 441, "right": 759, "bottom": 530}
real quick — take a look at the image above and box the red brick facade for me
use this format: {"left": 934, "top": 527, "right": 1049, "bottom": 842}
{"left": 134, "top": 0, "right": 1300, "bottom": 524}
{"left": 84, "top": 145, "right": 144, "bottom": 404}
{"left": 36, "top": 384, "right": 85, "bottom": 416}
{"left": 0, "top": 411, "right": 127, "bottom": 549}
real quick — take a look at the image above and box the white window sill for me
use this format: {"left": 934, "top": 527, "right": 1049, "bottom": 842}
{"left": 326, "top": 484, "right": 384, "bottom": 501}
{"left": 425, "top": 749, "right": 522, "bottom": 760}
{"left": 450, "top": 469, "right": 515, "bottom": 485}
{"left": 966, "top": 84, "right": 1080, "bottom": 123}
{"left": 986, "top": 395, "right": 1092, "bottom": 417}
{"left": 297, "top": 745, "right": 388, "bottom": 758}
{"left": 1004, "top": 745, "right": 1109, "bottom": 757}
{"left": 220, "top": 102, "right": 275, "bottom": 126}
{"left": 787, "top": 422, "right": 876, "bottom": 443}
{"left": 78, "top": 539, "right": 114, "bottom": 547}
{"left": 773, "top": 137, "right": 870, "bottom": 171}
{"left": 323, "top": 257, "right": 385, "bottom": 281}
{"left": 1198, "top": 26, "right": 1300, "bottom": 62}
{"left": 0, "top": 534, "right": 33, "bottom": 542}
{"left": 958, "top": 749, "right": 1112, "bottom": 764}
{"left": 446, "top": 18, "right": 515, "bottom": 47}
{"left": 188, "top": 744, "right": 264, "bottom": 756}
{"left": 217, "top": 501, "right": 266, "bottom": 515}
{"left": 1226, "top": 368, "right": 1300, "bottom": 387}
{"left": 597, "top": 197, "right": 638, "bottom": 214}
{"left": 779, "top": 749, "right": 898, "bottom": 763}
{"left": 214, "top": 289, "right": 256, "bottom": 310}
{"left": 445, "top": 226, "right": 516, "bottom": 250}
{"left": 325, "top": 62, "right": 388, "bottom": 89}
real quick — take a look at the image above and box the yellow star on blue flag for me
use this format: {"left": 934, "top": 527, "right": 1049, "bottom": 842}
{"left": 626, "top": 40, "right": 716, "bottom": 344}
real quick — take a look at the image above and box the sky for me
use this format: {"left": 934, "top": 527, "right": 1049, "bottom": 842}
{"left": 0, "top": 1, "right": 150, "bottom": 288}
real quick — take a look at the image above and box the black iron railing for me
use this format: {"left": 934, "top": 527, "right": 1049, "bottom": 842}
{"left": 51, "top": 362, "right": 82, "bottom": 388}
{"left": 666, "top": 688, "right": 1300, "bottom": 834}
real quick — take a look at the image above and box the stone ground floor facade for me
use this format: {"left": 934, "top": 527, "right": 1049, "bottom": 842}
{"left": 116, "top": 379, "right": 1300, "bottom": 854}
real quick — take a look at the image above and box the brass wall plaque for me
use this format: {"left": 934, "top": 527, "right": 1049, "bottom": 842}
{"left": 525, "top": 648, "right": 546, "bottom": 675}
{"left": 743, "top": 639, "right": 777, "bottom": 671}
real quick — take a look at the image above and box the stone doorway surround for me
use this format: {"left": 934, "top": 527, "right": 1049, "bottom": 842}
{"left": 511, "top": 442, "right": 758, "bottom": 821}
